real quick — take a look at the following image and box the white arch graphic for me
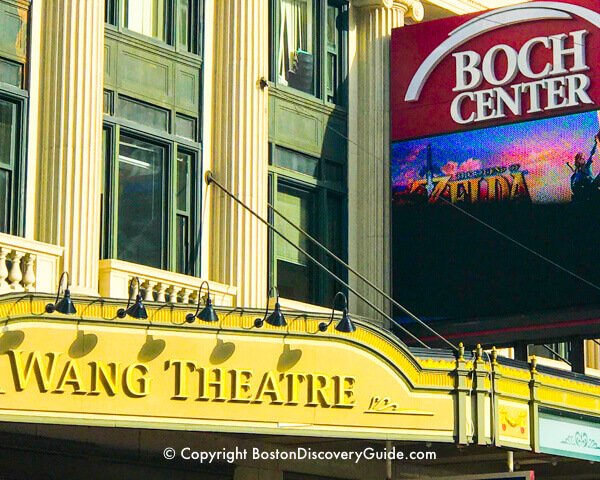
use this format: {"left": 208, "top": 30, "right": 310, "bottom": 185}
{"left": 403, "top": 2, "right": 600, "bottom": 102}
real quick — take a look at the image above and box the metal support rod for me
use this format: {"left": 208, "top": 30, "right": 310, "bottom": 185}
{"left": 268, "top": 202, "right": 457, "bottom": 350}
{"left": 541, "top": 344, "right": 571, "bottom": 366}
{"left": 507, "top": 450, "right": 514, "bottom": 472}
{"left": 207, "top": 172, "right": 429, "bottom": 348}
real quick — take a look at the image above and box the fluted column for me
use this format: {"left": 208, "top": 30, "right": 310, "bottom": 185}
{"left": 209, "top": 0, "right": 269, "bottom": 307}
{"left": 348, "top": 0, "right": 423, "bottom": 320}
{"left": 35, "top": 0, "right": 105, "bottom": 295}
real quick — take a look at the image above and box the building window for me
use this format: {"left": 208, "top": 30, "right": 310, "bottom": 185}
{"left": 273, "top": 0, "right": 347, "bottom": 104}
{"left": 105, "top": 0, "right": 202, "bottom": 54}
{"left": 270, "top": 147, "right": 346, "bottom": 306}
{"left": 0, "top": 91, "right": 26, "bottom": 236}
{"left": 123, "top": 0, "right": 168, "bottom": 42}
{"left": 102, "top": 99, "right": 201, "bottom": 275}
{"left": 529, "top": 342, "right": 572, "bottom": 364}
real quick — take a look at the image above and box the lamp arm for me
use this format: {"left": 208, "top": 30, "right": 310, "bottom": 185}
{"left": 55, "top": 271, "right": 70, "bottom": 304}
{"left": 125, "top": 276, "right": 142, "bottom": 310}
{"left": 192, "top": 281, "right": 211, "bottom": 316}
{"left": 320, "top": 292, "right": 348, "bottom": 331}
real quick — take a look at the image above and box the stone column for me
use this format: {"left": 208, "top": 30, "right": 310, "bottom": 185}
{"left": 348, "top": 0, "right": 423, "bottom": 320}
{"left": 209, "top": 0, "right": 269, "bottom": 308}
{"left": 34, "top": 0, "right": 105, "bottom": 295}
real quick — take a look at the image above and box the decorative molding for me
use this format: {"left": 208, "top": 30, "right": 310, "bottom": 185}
{"left": 561, "top": 431, "right": 600, "bottom": 451}
{"left": 365, "top": 396, "right": 434, "bottom": 415}
{"left": 352, "top": 0, "right": 424, "bottom": 21}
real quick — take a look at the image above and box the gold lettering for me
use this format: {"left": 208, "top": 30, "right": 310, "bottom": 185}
{"left": 410, "top": 176, "right": 451, "bottom": 203}
{"left": 283, "top": 372, "right": 305, "bottom": 405}
{"left": 54, "top": 359, "right": 87, "bottom": 394}
{"left": 89, "top": 362, "right": 120, "bottom": 396}
{"left": 333, "top": 376, "right": 355, "bottom": 408}
{"left": 198, "top": 368, "right": 226, "bottom": 401}
{"left": 449, "top": 180, "right": 473, "bottom": 203}
{"left": 487, "top": 175, "right": 511, "bottom": 201}
{"left": 510, "top": 172, "right": 530, "bottom": 200}
{"left": 166, "top": 360, "right": 198, "bottom": 400}
{"left": 123, "top": 363, "right": 151, "bottom": 397}
{"left": 8, "top": 351, "right": 61, "bottom": 392}
{"left": 230, "top": 369, "right": 252, "bottom": 403}
{"left": 466, "top": 178, "right": 480, "bottom": 203}
{"left": 306, "top": 374, "right": 332, "bottom": 407}
{"left": 254, "top": 371, "right": 284, "bottom": 404}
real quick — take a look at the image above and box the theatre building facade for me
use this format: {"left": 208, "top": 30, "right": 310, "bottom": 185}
{"left": 0, "top": 0, "right": 599, "bottom": 478}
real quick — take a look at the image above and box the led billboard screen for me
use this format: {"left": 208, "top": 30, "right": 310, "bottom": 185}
{"left": 392, "top": 109, "right": 600, "bottom": 206}
{"left": 390, "top": 1, "right": 600, "bottom": 325}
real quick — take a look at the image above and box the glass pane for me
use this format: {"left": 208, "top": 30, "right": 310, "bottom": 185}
{"left": 119, "top": 96, "right": 169, "bottom": 132}
{"left": 277, "top": 259, "right": 311, "bottom": 303}
{"left": 275, "top": 184, "right": 311, "bottom": 265}
{"left": 176, "top": 151, "right": 192, "bottom": 212}
{"left": 123, "top": 0, "right": 166, "bottom": 42}
{"left": 177, "top": 0, "right": 190, "bottom": 51}
{"left": 278, "top": 0, "right": 315, "bottom": 95}
{"left": 274, "top": 147, "right": 319, "bottom": 177}
{"left": 0, "top": 59, "right": 22, "bottom": 88}
{"left": 103, "top": 90, "right": 113, "bottom": 115}
{"left": 326, "top": 5, "right": 337, "bottom": 49}
{"left": 0, "top": 99, "right": 16, "bottom": 168}
{"left": 176, "top": 214, "right": 189, "bottom": 274}
{"left": 324, "top": 194, "right": 344, "bottom": 302}
{"left": 105, "top": 0, "right": 116, "bottom": 24}
{"left": 117, "top": 135, "right": 165, "bottom": 268}
{"left": 323, "top": 160, "right": 343, "bottom": 183}
{"left": 275, "top": 183, "right": 313, "bottom": 303}
{"left": 0, "top": 169, "right": 10, "bottom": 233}
{"left": 175, "top": 114, "right": 196, "bottom": 141}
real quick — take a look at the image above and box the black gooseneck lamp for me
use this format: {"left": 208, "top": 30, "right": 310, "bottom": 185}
{"left": 186, "top": 281, "right": 219, "bottom": 323}
{"left": 117, "top": 277, "right": 148, "bottom": 319}
{"left": 45, "top": 271, "right": 77, "bottom": 315}
{"left": 254, "top": 286, "right": 286, "bottom": 328}
{"left": 319, "top": 292, "right": 356, "bottom": 333}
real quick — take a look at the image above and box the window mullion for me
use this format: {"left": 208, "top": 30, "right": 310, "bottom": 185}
{"left": 110, "top": 125, "right": 121, "bottom": 259}
{"left": 166, "top": 142, "right": 176, "bottom": 271}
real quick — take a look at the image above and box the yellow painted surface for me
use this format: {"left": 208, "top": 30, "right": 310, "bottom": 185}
{"left": 0, "top": 317, "right": 455, "bottom": 439}
{"left": 497, "top": 399, "right": 530, "bottom": 447}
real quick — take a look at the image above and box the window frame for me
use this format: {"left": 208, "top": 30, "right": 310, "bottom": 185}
{"left": 102, "top": 114, "right": 203, "bottom": 276}
{"left": 270, "top": 0, "right": 348, "bottom": 106}
{"left": 0, "top": 82, "right": 28, "bottom": 237}
{"left": 105, "top": 0, "right": 203, "bottom": 56}
{"left": 268, "top": 145, "right": 347, "bottom": 307}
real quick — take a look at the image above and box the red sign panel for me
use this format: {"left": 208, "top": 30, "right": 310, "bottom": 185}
{"left": 390, "top": 0, "right": 600, "bottom": 141}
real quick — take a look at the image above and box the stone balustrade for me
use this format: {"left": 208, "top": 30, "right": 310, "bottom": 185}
{"left": 99, "top": 259, "right": 237, "bottom": 307}
{"left": 0, "top": 233, "right": 64, "bottom": 293}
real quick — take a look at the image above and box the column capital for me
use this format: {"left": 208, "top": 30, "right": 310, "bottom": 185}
{"left": 352, "top": 0, "right": 424, "bottom": 21}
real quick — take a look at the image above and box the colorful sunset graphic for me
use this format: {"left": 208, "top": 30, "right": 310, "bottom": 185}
{"left": 391, "top": 110, "right": 600, "bottom": 205}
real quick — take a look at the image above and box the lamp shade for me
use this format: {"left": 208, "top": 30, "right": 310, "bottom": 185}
{"left": 197, "top": 297, "right": 219, "bottom": 322}
{"left": 118, "top": 294, "right": 148, "bottom": 319}
{"left": 335, "top": 308, "right": 356, "bottom": 333}
{"left": 53, "top": 288, "right": 77, "bottom": 315}
{"left": 45, "top": 272, "right": 77, "bottom": 315}
{"left": 265, "top": 301, "right": 287, "bottom": 327}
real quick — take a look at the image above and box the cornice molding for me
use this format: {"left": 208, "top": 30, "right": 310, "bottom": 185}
{"left": 352, "top": 0, "right": 424, "bottom": 21}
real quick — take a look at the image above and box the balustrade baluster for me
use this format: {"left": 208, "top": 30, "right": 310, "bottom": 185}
{"left": 143, "top": 281, "right": 156, "bottom": 302}
{"left": 0, "top": 248, "right": 9, "bottom": 291}
{"left": 8, "top": 251, "right": 24, "bottom": 291}
{"left": 22, "top": 254, "right": 36, "bottom": 291}
{"left": 180, "top": 288, "right": 191, "bottom": 304}
{"left": 156, "top": 283, "right": 167, "bottom": 302}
